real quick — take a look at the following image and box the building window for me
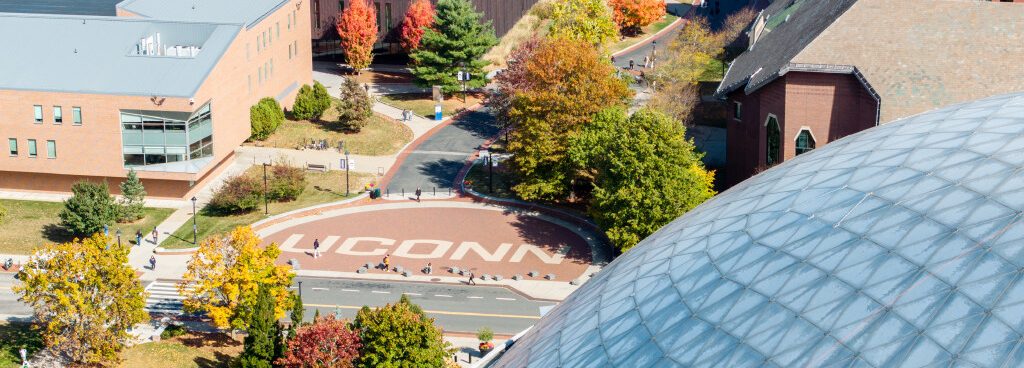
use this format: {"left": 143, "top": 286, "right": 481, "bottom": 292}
{"left": 276, "top": 22, "right": 280, "bottom": 39}
{"left": 8, "top": 138, "right": 16, "bottom": 156}
{"left": 46, "top": 140, "right": 56, "bottom": 159}
{"left": 258, "top": 66, "right": 263, "bottom": 84}
{"left": 121, "top": 103, "right": 213, "bottom": 170}
{"left": 257, "top": 35, "right": 262, "bottom": 52}
{"left": 375, "top": 2, "right": 381, "bottom": 32}
{"left": 248, "top": 75, "right": 253, "bottom": 94}
{"left": 339, "top": 0, "right": 344, "bottom": 9}
{"left": 313, "top": 0, "right": 321, "bottom": 29}
{"left": 733, "top": 101, "right": 742, "bottom": 120}
{"left": 27, "top": 139, "right": 37, "bottom": 158}
{"left": 72, "top": 107, "right": 82, "bottom": 125}
{"left": 288, "top": 43, "right": 293, "bottom": 59}
{"left": 795, "top": 130, "right": 815, "bottom": 155}
{"left": 294, "top": 40, "right": 298, "bottom": 56}
{"left": 33, "top": 105, "right": 43, "bottom": 123}
{"left": 264, "top": 30, "right": 269, "bottom": 47}
{"left": 766, "top": 116, "right": 781, "bottom": 166}
{"left": 269, "top": 59, "right": 274, "bottom": 77}
{"left": 53, "top": 106, "right": 62, "bottom": 124}
{"left": 385, "top": 3, "right": 392, "bottom": 30}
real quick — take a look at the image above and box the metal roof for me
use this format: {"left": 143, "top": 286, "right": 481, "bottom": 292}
{"left": 0, "top": 13, "right": 239, "bottom": 97}
{"left": 116, "top": 0, "right": 291, "bottom": 29}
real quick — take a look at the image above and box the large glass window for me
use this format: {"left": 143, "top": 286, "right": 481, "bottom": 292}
{"left": 27, "top": 139, "right": 37, "bottom": 158}
{"left": 385, "top": 3, "right": 392, "bottom": 31}
{"left": 375, "top": 2, "right": 381, "bottom": 32}
{"left": 8, "top": 138, "right": 16, "bottom": 156}
{"left": 33, "top": 105, "right": 42, "bottom": 123}
{"left": 53, "top": 106, "right": 62, "bottom": 124}
{"left": 46, "top": 140, "right": 56, "bottom": 158}
{"left": 72, "top": 107, "right": 82, "bottom": 125}
{"left": 766, "top": 116, "right": 781, "bottom": 166}
{"left": 120, "top": 102, "right": 213, "bottom": 171}
{"left": 795, "top": 130, "right": 815, "bottom": 156}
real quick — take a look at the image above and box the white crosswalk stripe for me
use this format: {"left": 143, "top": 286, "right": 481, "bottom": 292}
{"left": 144, "top": 279, "right": 193, "bottom": 315}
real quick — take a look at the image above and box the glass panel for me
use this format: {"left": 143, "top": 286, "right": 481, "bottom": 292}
{"left": 53, "top": 106, "right": 62, "bottom": 124}
{"left": 123, "top": 154, "right": 145, "bottom": 166}
{"left": 33, "top": 105, "right": 42, "bottom": 123}
{"left": 767, "top": 117, "right": 781, "bottom": 166}
{"left": 8, "top": 138, "right": 16, "bottom": 155}
{"left": 46, "top": 140, "right": 55, "bottom": 158}
{"left": 796, "top": 130, "right": 816, "bottom": 156}
{"left": 72, "top": 107, "right": 82, "bottom": 125}
{"left": 27, "top": 139, "right": 36, "bottom": 157}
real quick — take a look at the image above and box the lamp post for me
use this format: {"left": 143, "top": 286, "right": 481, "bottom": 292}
{"left": 345, "top": 150, "right": 351, "bottom": 196}
{"left": 116, "top": 229, "right": 122, "bottom": 247}
{"left": 191, "top": 196, "right": 198, "bottom": 244}
{"left": 488, "top": 151, "right": 494, "bottom": 194}
{"left": 457, "top": 62, "right": 469, "bottom": 106}
{"left": 262, "top": 163, "right": 270, "bottom": 215}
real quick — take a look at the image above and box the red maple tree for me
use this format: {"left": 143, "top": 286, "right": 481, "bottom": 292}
{"left": 336, "top": 0, "right": 378, "bottom": 71}
{"left": 399, "top": 0, "right": 435, "bottom": 51}
{"left": 609, "top": 0, "right": 666, "bottom": 35}
{"left": 276, "top": 314, "right": 362, "bottom": 368}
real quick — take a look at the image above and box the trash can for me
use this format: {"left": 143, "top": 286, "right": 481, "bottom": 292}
{"left": 373, "top": 188, "right": 381, "bottom": 199}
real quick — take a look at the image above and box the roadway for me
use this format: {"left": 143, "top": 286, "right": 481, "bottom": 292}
{"left": 0, "top": 273, "right": 31, "bottom": 318}
{"left": 294, "top": 276, "right": 554, "bottom": 335}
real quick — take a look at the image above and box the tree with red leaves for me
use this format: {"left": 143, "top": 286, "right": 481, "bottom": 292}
{"left": 336, "top": 0, "right": 378, "bottom": 72}
{"left": 276, "top": 314, "right": 362, "bottom": 368}
{"left": 399, "top": 0, "right": 435, "bottom": 51}
{"left": 609, "top": 0, "right": 666, "bottom": 36}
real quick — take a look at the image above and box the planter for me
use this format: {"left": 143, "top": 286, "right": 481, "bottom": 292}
{"left": 479, "top": 342, "right": 495, "bottom": 355}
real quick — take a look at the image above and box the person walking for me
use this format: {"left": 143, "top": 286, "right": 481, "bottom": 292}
{"left": 628, "top": 59, "right": 635, "bottom": 70}
{"left": 643, "top": 55, "right": 650, "bottom": 69}
{"left": 424, "top": 262, "right": 433, "bottom": 274}
{"left": 312, "top": 238, "right": 321, "bottom": 258}
{"left": 468, "top": 271, "right": 477, "bottom": 286}
{"left": 415, "top": 187, "right": 422, "bottom": 202}
{"left": 135, "top": 230, "right": 142, "bottom": 247}
{"left": 151, "top": 228, "right": 159, "bottom": 244}
{"left": 383, "top": 254, "right": 391, "bottom": 271}
{"left": 149, "top": 255, "right": 157, "bottom": 270}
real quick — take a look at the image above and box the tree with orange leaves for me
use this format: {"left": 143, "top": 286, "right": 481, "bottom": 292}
{"left": 336, "top": 0, "right": 378, "bottom": 72}
{"left": 609, "top": 0, "right": 666, "bottom": 35}
{"left": 399, "top": 0, "right": 435, "bottom": 52}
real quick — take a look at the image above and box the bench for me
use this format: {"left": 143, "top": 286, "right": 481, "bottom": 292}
{"left": 306, "top": 163, "right": 328, "bottom": 172}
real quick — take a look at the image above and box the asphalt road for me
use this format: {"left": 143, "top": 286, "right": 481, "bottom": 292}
{"left": 0, "top": 273, "right": 31, "bottom": 318}
{"left": 294, "top": 276, "right": 554, "bottom": 335}
{"left": 385, "top": 109, "right": 499, "bottom": 193}
{"left": 0, "top": 0, "right": 120, "bottom": 15}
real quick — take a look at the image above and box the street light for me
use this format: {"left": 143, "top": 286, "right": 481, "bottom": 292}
{"left": 191, "top": 196, "right": 198, "bottom": 244}
{"left": 457, "top": 62, "right": 469, "bottom": 106}
{"left": 488, "top": 151, "right": 494, "bottom": 194}
{"left": 262, "top": 163, "right": 270, "bottom": 215}
{"left": 345, "top": 149, "right": 351, "bottom": 196}
{"left": 116, "top": 229, "right": 122, "bottom": 247}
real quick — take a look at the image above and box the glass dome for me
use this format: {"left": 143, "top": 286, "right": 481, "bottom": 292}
{"left": 493, "top": 92, "right": 1024, "bottom": 367}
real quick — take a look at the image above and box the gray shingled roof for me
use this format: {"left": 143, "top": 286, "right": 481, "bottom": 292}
{"left": 716, "top": 0, "right": 858, "bottom": 97}
{"left": 117, "top": 0, "right": 290, "bottom": 29}
{"left": 0, "top": 13, "right": 239, "bottom": 97}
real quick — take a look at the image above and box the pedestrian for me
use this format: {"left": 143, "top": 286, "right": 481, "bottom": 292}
{"left": 415, "top": 187, "right": 422, "bottom": 202}
{"left": 629, "top": 59, "right": 634, "bottom": 70}
{"left": 151, "top": 228, "right": 159, "bottom": 244}
{"left": 643, "top": 55, "right": 650, "bottom": 69}
{"left": 149, "top": 255, "right": 157, "bottom": 270}
{"left": 424, "top": 262, "right": 432, "bottom": 274}
{"left": 383, "top": 253, "right": 390, "bottom": 271}
{"left": 103, "top": 224, "right": 109, "bottom": 236}
{"left": 611, "top": 56, "right": 616, "bottom": 64}
{"left": 135, "top": 230, "right": 142, "bottom": 247}
{"left": 313, "top": 238, "right": 321, "bottom": 258}
{"left": 468, "top": 271, "right": 476, "bottom": 286}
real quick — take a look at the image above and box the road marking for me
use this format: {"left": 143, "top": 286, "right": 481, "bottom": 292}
{"left": 434, "top": 294, "right": 452, "bottom": 298}
{"left": 305, "top": 303, "right": 542, "bottom": 320}
{"left": 496, "top": 297, "right": 516, "bottom": 301}
{"left": 371, "top": 291, "right": 391, "bottom": 294}
{"left": 311, "top": 287, "right": 329, "bottom": 291}
{"left": 403, "top": 292, "right": 422, "bottom": 296}
{"left": 467, "top": 296, "right": 484, "bottom": 299}
{"left": 340, "top": 289, "right": 360, "bottom": 292}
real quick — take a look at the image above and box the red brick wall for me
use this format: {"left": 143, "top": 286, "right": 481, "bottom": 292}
{"left": 310, "top": 0, "right": 537, "bottom": 41}
{"left": 725, "top": 72, "right": 878, "bottom": 187}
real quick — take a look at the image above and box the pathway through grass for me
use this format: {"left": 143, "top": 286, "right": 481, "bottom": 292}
{"left": 0, "top": 200, "right": 173, "bottom": 254}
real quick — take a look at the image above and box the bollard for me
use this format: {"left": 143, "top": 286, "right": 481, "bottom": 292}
{"left": 433, "top": 187, "right": 436, "bottom": 196}
{"left": 386, "top": 188, "right": 390, "bottom": 198}
{"left": 402, "top": 188, "right": 405, "bottom": 197}
{"left": 449, "top": 187, "right": 451, "bottom": 196}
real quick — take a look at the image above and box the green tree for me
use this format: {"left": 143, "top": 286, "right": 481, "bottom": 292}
{"left": 240, "top": 285, "right": 277, "bottom": 368}
{"left": 251, "top": 97, "right": 285, "bottom": 140}
{"left": 410, "top": 0, "right": 497, "bottom": 94}
{"left": 59, "top": 181, "right": 118, "bottom": 236}
{"left": 292, "top": 82, "right": 333, "bottom": 121}
{"left": 337, "top": 78, "right": 374, "bottom": 131}
{"left": 14, "top": 234, "right": 148, "bottom": 365}
{"left": 569, "top": 108, "right": 716, "bottom": 252}
{"left": 506, "top": 38, "right": 632, "bottom": 201}
{"left": 547, "top": 0, "right": 618, "bottom": 47}
{"left": 291, "top": 291, "right": 305, "bottom": 327}
{"left": 353, "top": 299, "right": 451, "bottom": 368}
{"left": 118, "top": 169, "right": 146, "bottom": 222}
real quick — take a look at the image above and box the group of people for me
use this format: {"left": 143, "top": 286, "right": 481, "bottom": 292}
{"left": 401, "top": 109, "right": 414, "bottom": 122}
{"left": 306, "top": 246, "right": 480, "bottom": 285}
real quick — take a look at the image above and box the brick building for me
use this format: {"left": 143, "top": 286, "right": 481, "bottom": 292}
{"left": 309, "top": 0, "right": 538, "bottom": 56}
{"left": 0, "top": 0, "right": 312, "bottom": 198}
{"left": 716, "top": 0, "right": 1024, "bottom": 187}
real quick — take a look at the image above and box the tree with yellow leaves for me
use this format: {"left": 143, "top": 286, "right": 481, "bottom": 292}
{"left": 179, "top": 226, "right": 294, "bottom": 331}
{"left": 15, "top": 234, "right": 148, "bottom": 366}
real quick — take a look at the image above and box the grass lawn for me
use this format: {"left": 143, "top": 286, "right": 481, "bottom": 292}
{"left": 699, "top": 59, "right": 727, "bottom": 82}
{"left": 253, "top": 97, "right": 413, "bottom": 156}
{"left": 0, "top": 200, "right": 174, "bottom": 254}
{"left": 161, "top": 167, "right": 375, "bottom": 249}
{"left": 608, "top": 14, "right": 681, "bottom": 55}
{"left": 378, "top": 92, "right": 485, "bottom": 119}
{"left": 0, "top": 322, "right": 42, "bottom": 368}
{"left": 120, "top": 333, "right": 242, "bottom": 368}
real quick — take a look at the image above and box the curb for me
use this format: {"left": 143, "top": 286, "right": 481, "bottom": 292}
{"left": 293, "top": 273, "right": 567, "bottom": 303}
{"left": 610, "top": 0, "right": 701, "bottom": 59}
